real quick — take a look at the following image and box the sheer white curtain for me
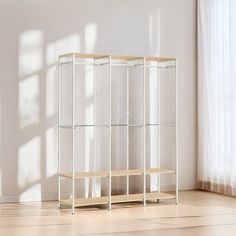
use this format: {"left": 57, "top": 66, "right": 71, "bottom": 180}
{"left": 198, "top": 0, "right": 236, "bottom": 195}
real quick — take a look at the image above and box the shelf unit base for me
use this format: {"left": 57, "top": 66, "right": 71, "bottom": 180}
{"left": 60, "top": 192, "right": 175, "bottom": 207}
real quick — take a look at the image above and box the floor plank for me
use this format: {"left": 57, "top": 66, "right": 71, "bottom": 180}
{"left": 1, "top": 191, "right": 236, "bottom": 235}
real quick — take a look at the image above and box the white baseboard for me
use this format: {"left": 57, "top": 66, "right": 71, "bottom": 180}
{"left": 0, "top": 183, "right": 197, "bottom": 203}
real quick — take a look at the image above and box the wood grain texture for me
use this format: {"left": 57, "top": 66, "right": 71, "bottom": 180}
{"left": 1, "top": 191, "right": 236, "bottom": 235}
{"left": 59, "top": 168, "right": 175, "bottom": 179}
{"left": 60, "top": 192, "right": 175, "bottom": 207}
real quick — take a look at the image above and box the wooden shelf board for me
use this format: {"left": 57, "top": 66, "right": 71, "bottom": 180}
{"left": 146, "top": 192, "right": 175, "bottom": 200}
{"left": 145, "top": 56, "right": 176, "bottom": 62}
{"left": 112, "top": 169, "right": 143, "bottom": 176}
{"left": 60, "top": 199, "right": 73, "bottom": 207}
{"left": 112, "top": 193, "right": 143, "bottom": 203}
{"left": 111, "top": 55, "right": 143, "bottom": 61}
{"left": 60, "top": 171, "right": 108, "bottom": 179}
{"left": 59, "top": 168, "right": 175, "bottom": 179}
{"left": 146, "top": 168, "right": 175, "bottom": 174}
{"left": 61, "top": 196, "right": 108, "bottom": 207}
{"left": 60, "top": 192, "right": 175, "bottom": 207}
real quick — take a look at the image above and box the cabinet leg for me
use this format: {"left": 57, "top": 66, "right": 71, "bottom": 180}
{"left": 108, "top": 202, "right": 112, "bottom": 211}
{"left": 175, "top": 195, "right": 179, "bottom": 205}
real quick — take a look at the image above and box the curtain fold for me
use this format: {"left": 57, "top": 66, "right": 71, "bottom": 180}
{"left": 198, "top": 0, "right": 236, "bottom": 196}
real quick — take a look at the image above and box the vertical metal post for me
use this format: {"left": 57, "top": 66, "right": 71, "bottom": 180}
{"left": 72, "top": 54, "right": 75, "bottom": 214}
{"left": 109, "top": 56, "right": 112, "bottom": 210}
{"left": 58, "top": 59, "right": 61, "bottom": 209}
{"left": 175, "top": 59, "right": 179, "bottom": 204}
{"left": 93, "top": 59, "right": 96, "bottom": 197}
{"left": 126, "top": 61, "right": 129, "bottom": 195}
{"left": 157, "top": 61, "right": 161, "bottom": 194}
{"left": 143, "top": 58, "right": 146, "bottom": 206}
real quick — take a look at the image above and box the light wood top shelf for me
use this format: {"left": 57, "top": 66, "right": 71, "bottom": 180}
{"left": 59, "top": 168, "right": 175, "bottom": 179}
{"left": 145, "top": 56, "right": 176, "bottom": 62}
{"left": 59, "top": 53, "right": 176, "bottom": 62}
{"left": 60, "top": 192, "right": 175, "bottom": 207}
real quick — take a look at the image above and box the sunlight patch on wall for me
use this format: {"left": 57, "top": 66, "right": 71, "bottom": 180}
{"left": 46, "top": 126, "right": 57, "bottom": 177}
{"left": 149, "top": 127, "right": 158, "bottom": 192}
{"left": 19, "top": 30, "right": 43, "bottom": 77}
{"left": 85, "top": 65, "right": 94, "bottom": 122}
{"left": 85, "top": 23, "right": 97, "bottom": 52}
{"left": 19, "top": 74, "right": 40, "bottom": 129}
{"left": 0, "top": 83, "right": 1, "bottom": 196}
{"left": 83, "top": 66, "right": 94, "bottom": 197}
{"left": 46, "top": 34, "right": 80, "bottom": 65}
{"left": 147, "top": 68, "right": 159, "bottom": 191}
{"left": 19, "top": 183, "right": 41, "bottom": 202}
{"left": 17, "top": 136, "right": 41, "bottom": 188}
{"left": 46, "top": 65, "right": 57, "bottom": 117}
{"left": 0, "top": 170, "right": 2, "bottom": 196}
{"left": 148, "top": 9, "right": 160, "bottom": 55}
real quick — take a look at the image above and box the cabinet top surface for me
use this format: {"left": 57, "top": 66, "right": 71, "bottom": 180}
{"left": 58, "top": 53, "right": 176, "bottom": 62}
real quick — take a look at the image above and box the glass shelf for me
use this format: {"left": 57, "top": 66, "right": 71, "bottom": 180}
{"left": 58, "top": 123, "right": 176, "bottom": 129}
{"left": 59, "top": 60, "right": 176, "bottom": 69}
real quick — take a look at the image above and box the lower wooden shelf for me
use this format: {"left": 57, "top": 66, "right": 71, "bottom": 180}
{"left": 60, "top": 192, "right": 175, "bottom": 207}
{"left": 61, "top": 196, "right": 108, "bottom": 207}
{"left": 59, "top": 168, "right": 175, "bottom": 179}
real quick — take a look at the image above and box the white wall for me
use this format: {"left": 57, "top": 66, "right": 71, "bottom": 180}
{"left": 0, "top": 0, "right": 197, "bottom": 202}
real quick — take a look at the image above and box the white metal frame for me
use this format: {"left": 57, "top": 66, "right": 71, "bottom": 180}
{"left": 72, "top": 54, "right": 76, "bottom": 214}
{"left": 92, "top": 58, "right": 96, "bottom": 198}
{"left": 143, "top": 57, "right": 146, "bottom": 206}
{"left": 57, "top": 59, "right": 61, "bottom": 209}
{"left": 57, "top": 53, "right": 178, "bottom": 214}
{"left": 175, "top": 59, "right": 179, "bottom": 204}
{"left": 108, "top": 56, "right": 112, "bottom": 210}
{"left": 157, "top": 60, "right": 161, "bottom": 194}
{"left": 126, "top": 60, "right": 129, "bottom": 196}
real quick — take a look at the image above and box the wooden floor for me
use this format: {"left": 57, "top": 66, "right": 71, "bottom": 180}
{"left": 1, "top": 190, "right": 236, "bottom": 235}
